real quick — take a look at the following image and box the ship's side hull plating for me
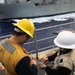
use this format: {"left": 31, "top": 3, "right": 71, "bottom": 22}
{"left": 0, "top": 0, "right": 75, "bottom": 19}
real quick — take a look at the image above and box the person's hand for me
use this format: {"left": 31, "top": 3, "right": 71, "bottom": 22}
{"left": 31, "top": 58, "right": 37, "bottom": 65}
{"left": 42, "top": 57, "right": 48, "bottom": 63}
{"left": 40, "top": 62, "right": 46, "bottom": 69}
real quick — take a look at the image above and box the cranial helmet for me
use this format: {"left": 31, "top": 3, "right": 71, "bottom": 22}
{"left": 54, "top": 31, "right": 75, "bottom": 49}
{"left": 12, "top": 19, "right": 35, "bottom": 38}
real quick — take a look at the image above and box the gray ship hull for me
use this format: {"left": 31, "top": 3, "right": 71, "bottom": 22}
{"left": 0, "top": 0, "right": 75, "bottom": 19}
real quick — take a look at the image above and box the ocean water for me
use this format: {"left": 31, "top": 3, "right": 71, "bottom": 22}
{"left": 0, "top": 17, "right": 75, "bottom": 54}
{"left": 24, "top": 18, "right": 75, "bottom": 53}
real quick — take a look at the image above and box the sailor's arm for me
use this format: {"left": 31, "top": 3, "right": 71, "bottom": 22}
{"left": 48, "top": 51, "right": 57, "bottom": 61}
{"left": 40, "top": 63, "right": 71, "bottom": 75}
{"left": 42, "top": 51, "right": 57, "bottom": 63}
{"left": 45, "top": 66, "right": 71, "bottom": 75}
{"left": 15, "top": 57, "right": 38, "bottom": 75}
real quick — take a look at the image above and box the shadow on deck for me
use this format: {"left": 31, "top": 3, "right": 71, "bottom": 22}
{"left": 0, "top": 69, "right": 5, "bottom": 75}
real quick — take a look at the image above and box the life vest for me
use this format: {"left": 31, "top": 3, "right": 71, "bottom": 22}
{"left": 0, "top": 38, "right": 30, "bottom": 75}
{"left": 51, "top": 50, "right": 75, "bottom": 75}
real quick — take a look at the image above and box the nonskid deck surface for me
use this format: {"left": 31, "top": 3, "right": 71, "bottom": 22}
{"left": 0, "top": 70, "right": 5, "bottom": 75}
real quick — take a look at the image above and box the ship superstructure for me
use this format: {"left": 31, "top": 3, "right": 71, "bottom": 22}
{"left": 0, "top": 0, "right": 75, "bottom": 19}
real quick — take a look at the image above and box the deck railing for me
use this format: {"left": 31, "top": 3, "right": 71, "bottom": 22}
{"left": 25, "top": 21, "right": 75, "bottom": 53}
{"left": 0, "top": 21, "right": 75, "bottom": 54}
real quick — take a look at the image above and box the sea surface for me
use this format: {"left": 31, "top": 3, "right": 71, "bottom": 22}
{"left": 0, "top": 17, "right": 75, "bottom": 54}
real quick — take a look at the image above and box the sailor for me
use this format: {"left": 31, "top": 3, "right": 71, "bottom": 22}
{"left": 0, "top": 19, "right": 38, "bottom": 75}
{"left": 40, "top": 31, "right": 75, "bottom": 75}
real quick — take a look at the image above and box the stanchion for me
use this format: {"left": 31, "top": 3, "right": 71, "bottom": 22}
{"left": 34, "top": 30, "right": 38, "bottom": 59}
